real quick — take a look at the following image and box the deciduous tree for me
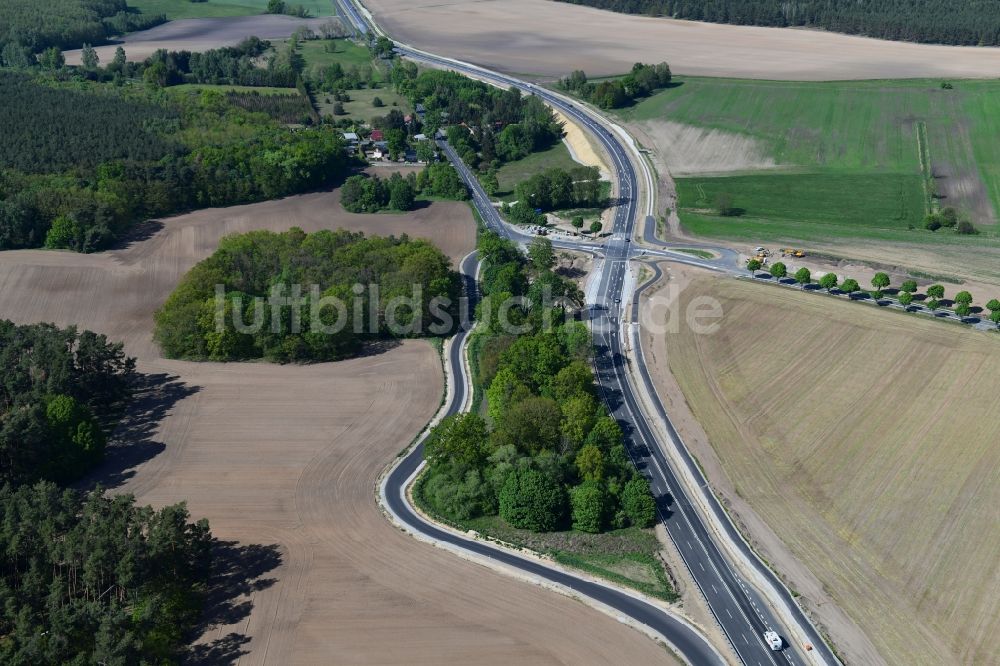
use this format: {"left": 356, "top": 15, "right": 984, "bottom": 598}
{"left": 621, "top": 477, "right": 657, "bottom": 528}
{"left": 794, "top": 266, "right": 812, "bottom": 287}
{"left": 570, "top": 480, "right": 607, "bottom": 533}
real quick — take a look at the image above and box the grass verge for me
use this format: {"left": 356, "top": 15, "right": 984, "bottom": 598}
{"left": 412, "top": 472, "right": 678, "bottom": 602}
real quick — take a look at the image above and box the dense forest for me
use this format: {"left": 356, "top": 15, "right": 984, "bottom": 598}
{"left": 421, "top": 232, "right": 657, "bottom": 533}
{"left": 0, "top": 71, "right": 181, "bottom": 173}
{"left": 559, "top": 62, "right": 672, "bottom": 109}
{"left": 552, "top": 0, "right": 1000, "bottom": 46}
{"left": 0, "top": 321, "right": 134, "bottom": 485}
{"left": 0, "top": 68, "right": 348, "bottom": 252}
{"left": 0, "top": 0, "right": 163, "bottom": 61}
{"left": 0, "top": 321, "right": 214, "bottom": 663}
{"left": 154, "top": 228, "right": 462, "bottom": 362}
{"left": 0, "top": 482, "right": 212, "bottom": 665}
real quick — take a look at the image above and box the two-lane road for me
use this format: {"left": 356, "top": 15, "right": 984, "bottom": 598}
{"left": 339, "top": 1, "right": 839, "bottom": 663}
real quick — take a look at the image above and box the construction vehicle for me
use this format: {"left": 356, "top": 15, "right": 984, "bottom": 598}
{"left": 763, "top": 630, "right": 783, "bottom": 651}
{"left": 780, "top": 248, "right": 806, "bottom": 258}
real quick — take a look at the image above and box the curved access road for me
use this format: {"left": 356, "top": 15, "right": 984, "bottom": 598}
{"left": 378, "top": 254, "right": 727, "bottom": 666}
{"left": 340, "top": 1, "right": 840, "bottom": 664}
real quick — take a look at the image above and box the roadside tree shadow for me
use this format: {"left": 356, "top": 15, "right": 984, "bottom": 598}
{"left": 79, "top": 372, "right": 200, "bottom": 491}
{"left": 185, "top": 540, "right": 284, "bottom": 665}
{"left": 358, "top": 338, "right": 403, "bottom": 357}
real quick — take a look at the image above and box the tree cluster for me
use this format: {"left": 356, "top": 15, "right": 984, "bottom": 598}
{"left": 514, "top": 166, "right": 604, "bottom": 212}
{"left": 0, "top": 481, "right": 212, "bottom": 665}
{"left": 391, "top": 66, "right": 564, "bottom": 171}
{"left": 341, "top": 163, "right": 466, "bottom": 213}
{"left": 140, "top": 38, "right": 299, "bottom": 88}
{"left": 421, "top": 233, "right": 657, "bottom": 533}
{"left": 0, "top": 320, "right": 215, "bottom": 663}
{"left": 0, "top": 73, "right": 349, "bottom": 252}
{"left": 0, "top": 0, "right": 164, "bottom": 60}
{"left": 154, "top": 228, "right": 462, "bottom": 362}
{"left": 552, "top": 0, "right": 1000, "bottom": 47}
{"left": 559, "top": 62, "right": 672, "bottom": 109}
{"left": 341, "top": 172, "right": 417, "bottom": 213}
{"left": 0, "top": 320, "right": 135, "bottom": 486}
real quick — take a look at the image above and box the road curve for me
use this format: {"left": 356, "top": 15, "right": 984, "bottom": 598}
{"left": 339, "top": 1, "right": 839, "bottom": 663}
{"left": 377, "top": 256, "right": 727, "bottom": 665}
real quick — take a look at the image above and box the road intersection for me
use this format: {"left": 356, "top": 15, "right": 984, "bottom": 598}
{"left": 337, "top": 1, "right": 841, "bottom": 663}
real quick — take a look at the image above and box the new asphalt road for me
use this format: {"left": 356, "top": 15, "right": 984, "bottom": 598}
{"left": 338, "top": 1, "right": 840, "bottom": 663}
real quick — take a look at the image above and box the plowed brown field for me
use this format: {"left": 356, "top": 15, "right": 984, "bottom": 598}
{"left": 642, "top": 271, "right": 1000, "bottom": 665}
{"left": 0, "top": 188, "right": 678, "bottom": 664}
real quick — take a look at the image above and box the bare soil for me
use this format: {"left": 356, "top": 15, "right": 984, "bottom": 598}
{"left": 639, "top": 265, "right": 1000, "bottom": 665}
{"left": 0, "top": 188, "right": 679, "bottom": 664}
{"left": 552, "top": 108, "right": 612, "bottom": 179}
{"left": 64, "top": 15, "right": 331, "bottom": 65}
{"left": 631, "top": 121, "right": 776, "bottom": 176}
{"left": 363, "top": 0, "right": 1000, "bottom": 81}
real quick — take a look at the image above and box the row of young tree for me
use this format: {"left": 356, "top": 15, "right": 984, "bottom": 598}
{"left": 553, "top": 0, "right": 1000, "bottom": 47}
{"left": 420, "top": 232, "right": 657, "bottom": 534}
{"left": 559, "top": 62, "right": 672, "bottom": 109}
{"left": 0, "top": 320, "right": 215, "bottom": 663}
{"left": 747, "top": 260, "right": 1000, "bottom": 326}
{"left": 0, "top": 71, "right": 350, "bottom": 252}
{"left": 154, "top": 228, "right": 462, "bottom": 362}
{"left": 340, "top": 164, "right": 467, "bottom": 213}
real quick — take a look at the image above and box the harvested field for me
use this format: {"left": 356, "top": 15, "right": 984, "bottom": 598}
{"left": 641, "top": 269, "right": 1000, "bottom": 665}
{"left": 0, "top": 186, "right": 680, "bottom": 665}
{"left": 630, "top": 120, "right": 775, "bottom": 176}
{"left": 63, "top": 15, "right": 330, "bottom": 65}
{"left": 363, "top": 0, "right": 1000, "bottom": 80}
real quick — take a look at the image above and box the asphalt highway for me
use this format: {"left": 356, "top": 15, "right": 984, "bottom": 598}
{"left": 338, "top": 1, "right": 840, "bottom": 663}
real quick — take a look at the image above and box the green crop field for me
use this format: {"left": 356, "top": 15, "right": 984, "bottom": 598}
{"left": 130, "top": 0, "right": 333, "bottom": 20}
{"left": 676, "top": 172, "right": 928, "bottom": 242}
{"left": 616, "top": 77, "right": 1000, "bottom": 254}
{"left": 314, "top": 88, "right": 409, "bottom": 124}
{"left": 495, "top": 141, "right": 580, "bottom": 198}
{"left": 293, "top": 38, "right": 377, "bottom": 75}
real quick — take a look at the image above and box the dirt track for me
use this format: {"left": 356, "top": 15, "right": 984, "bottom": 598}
{"left": 364, "top": 0, "right": 1000, "bottom": 80}
{"left": 0, "top": 188, "right": 682, "bottom": 664}
{"left": 639, "top": 265, "right": 1000, "bottom": 665}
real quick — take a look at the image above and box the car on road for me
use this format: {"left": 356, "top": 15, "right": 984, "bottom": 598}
{"left": 763, "top": 630, "right": 783, "bottom": 651}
